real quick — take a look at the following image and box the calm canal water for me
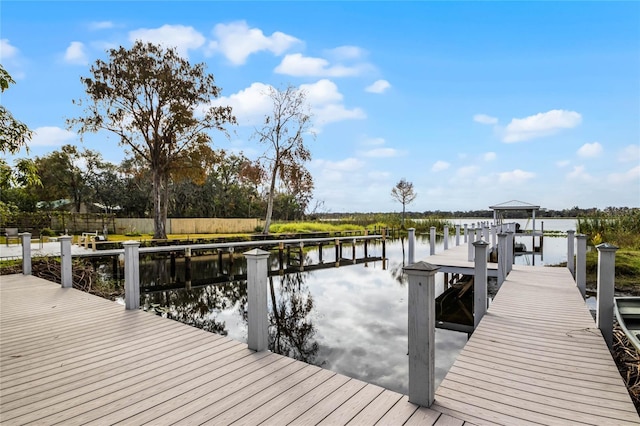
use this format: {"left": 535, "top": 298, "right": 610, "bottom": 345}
{"left": 123, "top": 218, "right": 580, "bottom": 394}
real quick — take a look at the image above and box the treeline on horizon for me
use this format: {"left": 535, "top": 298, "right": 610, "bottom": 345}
{"left": 315, "top": 206, "right": 639, "bottom": 220}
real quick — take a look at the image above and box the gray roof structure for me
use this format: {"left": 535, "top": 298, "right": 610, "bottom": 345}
{"left": 489, "top": 200, "right": 540, "bottom": 211}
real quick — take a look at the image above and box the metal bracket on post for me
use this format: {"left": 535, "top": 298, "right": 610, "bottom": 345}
{"left": 596, "top": 243, "right": 618, "bottom": 350}
{"left": 21, "top": 233, "right": 32, "bottom": 276}
{"left": 123, "top": 241, "right": 141, "bottom": 310}
{"left": 244, "top": 248, "right": 270, "bottom": 352}
{"left": 60, "top": 236, "right": 73, "bottom": 287}
{"left": 403, "top": 261, "right": 439, "bottom": 408}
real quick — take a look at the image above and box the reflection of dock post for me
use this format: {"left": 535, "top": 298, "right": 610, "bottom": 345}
{"left": 498, "top": 233, "right": 507, "bottom": 286}
{"left": 318, "top": 243, "right": 323, "bottom": 263}
{"left": 403, "top": 261, "right": 439, "bottom": 408}
{"left": 576, "top": 234, "right": 587, "bottom": 299}
{"left": 408, "top": 228, "right": 415, "bottom": 264}
{"left": 474, "top": 240, "right": 489, "bottom": 329}
{"left": 596, "top": 243, "right": 618, "bottom": 349}
{"left": 123, "top": 241, "right": 140, "bottom": 310}
{"left": 455, "top": 225, "right": 460, "bottom": 246}
{"left": 335, "top": 239, "right": 340, "bottom": 267}
{"left": 567, "top": 230, "right": 575, "bottom": 278}
{"left": 244, "top": 248, "right": 270, "bottom": 352}
{"left": 443, "top": 226, "right": 449, "bottom": 250}
{"left": 60, "top": 235, "right": 72, "bottom": 286}
{"left": 429, "top": 227, "right": 436, "bottom": 255}
{"left": 382, "top": 232, "right": 386, "bottom": 261}
{"left": 217, "top": 249, "right": 223, "bottom": 272}
{"left": 352, "top": 239, "right": 356, "bottom": 264}
{"left": 184, "top": 247, "right": 192, "bottom": 283}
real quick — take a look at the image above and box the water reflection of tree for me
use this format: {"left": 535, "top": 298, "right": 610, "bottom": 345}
{"left": 142, "top": 280, "right": 247, "bottom": 336}
{"left": 268, "top": 272, "right": 319, "bottom": 365}
{"left": 389, "top": 236, "right": 408, "bottom": 287}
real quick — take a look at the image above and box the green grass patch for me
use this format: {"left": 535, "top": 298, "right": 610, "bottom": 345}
{"left": 269, "top": 222, "right": 365, "bottom": 234}
{"left": 585, "top": 249, "right": 640, "bottom": 295}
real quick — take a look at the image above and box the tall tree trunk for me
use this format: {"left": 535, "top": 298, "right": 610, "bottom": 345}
{"left": 152, "top": 169, "right": 167, "bottom": 239}
{"left": 263, "top": 165, "right": 278, "bottom": 234}
{"left": 402, "top": 203, "right": 406, "bottom": 228}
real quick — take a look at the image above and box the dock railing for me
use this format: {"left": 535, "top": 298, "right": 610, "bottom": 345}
{"left": 16, "top": 226, "right": 621, "bottom": 408}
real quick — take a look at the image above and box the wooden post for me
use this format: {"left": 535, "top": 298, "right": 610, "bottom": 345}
{"left": 596, "top": 243, "right": 618, "bottom": 350}
{"left": 382, "top": 236, "right": 386, "bottom": 260}
{"left": 443, "top": 226, "right": 449, "bottom": 250}
{"left": 576, "top": 234, "right": 587, "bottom": 299}
{"left": 217, "top": 249, "right": 223, "bottom": 272}
{"left": 352, "top": 239, "right": 356, "bottom": 264}
{"left": 228, "top": 247, "right": 235, "bottom": 268}
{"left": 170, "top": 252, "right": 176, "bottom": 280}
{"left": 59, "top": 236, "right": 72, "bottom": 287}
{"left": 467, "top": 226, "right": 475, "bottom": 262}
{"left": 567, "top": 230, "right": 575, "bottom": 278}
{"left": 185, "top": 247, "right": 192, "bottom": 283}
{"left": 299, "top": 242, "right": 305, "bottom": 270}
{"left": 123, "top": 241, "right": 140, "bottom": 310}
{"left": 506, "top": 231, "right": 514, "bottom": 273}
{"left": 364, "top": 239, "right": 368, "bottom": 258}
{"left": 21, "top": 232, "right": 32, "bottom": 276}
{"left": 318, "top": 243, "right": 323, "bottom": 263}
{"left": 455, "top": 225, "right": 460, "bottom": 246}
{"left": 244, "top": 248, "right": 270, "bottom": 352}
{"left": 403, "top": 261, "right": 439, "bottom": 407}
{"left": 498, "top": 233, "right": 507, "bottom": 286}
{"left": 463, "top": 224, "right": 468, "bottom": 243}
{"left": 335, "top": 239, "right": 340, "bottom": 267}
{"left": 473, "top": 240, "right": 489, "bottom": 329}
{"left": 408, "top": 228, "right": 415, "bottom": 265}
{"left": 429, "top": 226, "right": 436, "bottom": 255}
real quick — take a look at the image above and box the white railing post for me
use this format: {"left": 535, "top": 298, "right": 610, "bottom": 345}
{"left": 596, "top": 243, "right": 618, "bottom": 350}
{"left": 491, "top": 225, "right": 497, "bottom": 249}
{"left": 443, "top": 226, "right": 449, "bottom": 250}
{"left": 567, "top": 230, "right": 575, "bottom": 278}
{"left": 60, "top": 236, "right": 73, "bottom": 288}
{"left": 498, "top": 233, "right": 507, "bottom": 286}
{"left": 408, "top": 228, "right": 415, "bottom": 265}
{"left": 429, "top": 227, "right": 436, "bottom": 255}
{"left": 482, "top": 225, "right": 489, "bottom": 243}
{"left": 473, "top": 240, "right": 489, "bottom": 329}
{"left": 576, "top": 234, "right": 587, "bottom": 299}
{"left": 467, "top": 226, "right": 475, "bottom": 262}
{"left": 21, "top": 232, "right": 31, "bottom": 275}
{"left": 506, "top": 231, "right": 514, "bottom": 273}
{"left": 123, "top": 241, "right": 140, "bottom": 310}
{"left": 403, "top": 261, "right": 439, "bottom": 407}
{"left": 455, "top": 224, "right": 460, "bottom": 246}
{"left": 463, "top": 224, "right": 468, "bottom": 243}
{"left": 244, "top": 248, "right": 270, "bottom": 352}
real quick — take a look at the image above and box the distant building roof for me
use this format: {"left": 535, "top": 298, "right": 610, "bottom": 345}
{"left": 489, "top": 200, "right": 540, "bottom": 211}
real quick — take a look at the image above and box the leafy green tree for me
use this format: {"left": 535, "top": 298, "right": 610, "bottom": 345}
{"left": 68, "top": 41, "right": 236, "bottom": 238}
{"left": 391, "top": 178, "right": 417, "bottom": 228}
{"left": 255, "top": 85, "right": 313, "bottom": 233}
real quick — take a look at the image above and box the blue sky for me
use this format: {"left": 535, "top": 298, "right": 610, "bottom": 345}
{"left": 2, "top": 1, "right": 639, "bottom": 213}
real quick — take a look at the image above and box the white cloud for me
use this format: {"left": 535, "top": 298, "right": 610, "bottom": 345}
{"left": 361, "top": 137, "right": 385, "bottom": 146}
{"left": 275, "top": 53, "right": 367, "bottom": 77}
{"left": 556, "top": 160, "right": 570, "bottom": 167}
{"left": 432, "top": 160, "right": 450, "bottom": 172}
{"left": 208, "top": 21, "right": 300, "bottom": 65}
{"left": 483, "top": 152, "right": 496, "bottom": 161}
{"left": 208, "top": 82, "right": 273, "bottom": 126}
{"left": 89, "top": 21, "right": 114, "bottom": 30}
{"left": 313, "top": 103, "right": 366, "bottom": 128}
{"left": 473, "top": 114, "right": 498, "bottom": 125}
{"left": 607, "top": 165, "right": 640, "bottom": 185}
{"left": 0, "top": 39, "right": 18, "bottom": 60}
{"left": 362, "top": 148, "right": 399, "bottom": 158}
{"left": 502, "top": 109, "right": 582, "bottom": 143}
{"left": 64, "top": 41, "right": 88, "bottom": 65}
{"left": 326, "top": 45, "right": 366, "bottom": 60}
{"left": 498, "top": 169, "right": 535, "bottom": 184}
{"left": 31, "top": 127, "right": 76, "bottom": 146}
{"left": 313, "top": 158, "right": 365, "bottom": 172}
{"left": 300, "top": 80, "right": 366, "bottom": 128}
{"left": 365, "top": 79, "right": 391, "bottom": 94}
{"left": 618, "top": 144, "right": 640, "bottom": 163}
{"left": 129, "top": 25, "right": 205, "bottom": 57}
{"left": 300, "top": 79, "right": 343, "bottom": 104}
{"left": 577, "top": 142, "right": 603, "bottom": 158}
{"left": 567, "top": 165, "right": 592, "bottom": 181}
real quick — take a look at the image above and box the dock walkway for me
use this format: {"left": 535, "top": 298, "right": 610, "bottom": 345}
{"left": 2, "top": 256, "right": 638, "bottom": 424}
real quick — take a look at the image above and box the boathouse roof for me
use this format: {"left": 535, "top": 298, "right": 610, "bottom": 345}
{"left": 489, "top": 200, "right": 540, "bottom": 211}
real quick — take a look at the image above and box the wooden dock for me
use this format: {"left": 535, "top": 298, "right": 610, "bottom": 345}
{"left": 2, "top": 250, "right": 638, "bottom": 424}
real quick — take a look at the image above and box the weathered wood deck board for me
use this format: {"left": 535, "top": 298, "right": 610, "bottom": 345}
{"left": 1, "top": 275, "right": 451, "bottom": 426}
{"left": 434, "top": 264, "right": 639, "bottom": 425}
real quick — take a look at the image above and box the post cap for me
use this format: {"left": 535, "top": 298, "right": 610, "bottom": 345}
{"left": 596, "top": 242, "right": 619, "bottom": 252}
{"left": 403, "top": 261, "right": 440, "bottom": 274}
{"left": 244, "top": 248, "right": 270, "bottom": 257}
{"left": 473, "top": 240, "right": 489, "bottom": 247}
